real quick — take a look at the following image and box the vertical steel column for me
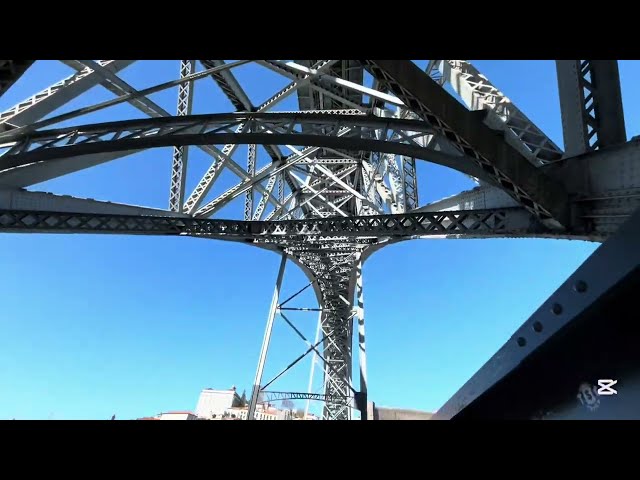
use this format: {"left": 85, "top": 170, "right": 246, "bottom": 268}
{"left": 278, "top": 172, "right": 284, "bottom": 204}
{"left": 169, "top": 60, "right": 196, "bottom": 212}
{"left": 556, "top": 60, "right": 626, "bottom": 157}
{"left": 556, "top": 60, "right": 589, "bottom": 157}
{"left": 244, "top": 143, "right": 256, "bottom": 220}
{"left": 356, "top": 257, "right": 368, "bottom": 419}
{"left": 402, "top": 157, "right": 419, "bottom": 211}
{"left": 247, "top": 252, "right": 288, "bottom": 420}
{"left": 589, "top": 60, "right": 626, "bottom": 148}
{"left": 304, "top": 310, "right": 323, "bottom": 419}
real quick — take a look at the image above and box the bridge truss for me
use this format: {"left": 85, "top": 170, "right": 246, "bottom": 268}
{"left": 0, "top": 59, "right": 637, "bottom": 420}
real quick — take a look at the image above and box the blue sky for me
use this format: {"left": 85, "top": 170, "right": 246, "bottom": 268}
{"left": 0, "top": 60, "right": 636, "bottom": 420}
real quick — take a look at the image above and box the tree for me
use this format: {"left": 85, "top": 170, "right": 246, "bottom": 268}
{"left": 240, "top": 390, "right": 247, "bottom": 407}
{"left": 295, "top": 408, "right": 305, "bottom": 419}
{"left": 281, "top": 399, "right": 295, "bottom": 411}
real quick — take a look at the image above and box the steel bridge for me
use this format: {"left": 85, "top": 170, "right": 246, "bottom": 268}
{"left": 0, "top": 59, "right": 638, "bottom": 420}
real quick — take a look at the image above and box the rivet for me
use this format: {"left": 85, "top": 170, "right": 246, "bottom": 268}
{"left": 574, "top": 280, "right": 588, "bottom": 293}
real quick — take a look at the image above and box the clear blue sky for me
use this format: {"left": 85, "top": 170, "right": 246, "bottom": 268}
{"left": 0, "top": 60, "right": 637, "bottom": 420}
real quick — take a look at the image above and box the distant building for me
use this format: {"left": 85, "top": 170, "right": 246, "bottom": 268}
{"left": 224, "top": 404, "right": 292, "bottom": 420}
{"left": 137, "top": 411, "right": 198, "bottom": 420}
{"left": 159, "top": 411, "right": 198, "bottom": 420}
{"left": 195, "top": 386, "right": 243, "bottom": 419}
{"left": 136, "top": 385, "right": 304, "bottom": 420}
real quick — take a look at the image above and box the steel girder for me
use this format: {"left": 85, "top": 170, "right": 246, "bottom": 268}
{"left": 432, "top": 206, "right": 640, "bottom": 420}
{"left": 200, "top": 59, "right": 254, "bottom": 112}
{"left": 200, "top": 59, "right": 285, "bottom": 167}
{"left": 0, "top": 189, "right": 188, "bottom": 218}
{"left": 244, "top": 143, "right": 257, "bottom": 220}
{"left": 194, "top": 141, "right": 356, "bottom": 219}
{"left": 556, "top": 60, "right": 627, "bottom": 156}
{"left": 63, "top": 60, "right": 172, "bottom": 120}
{"left": 355, "top": 256, "right": 367, "bottom": 417}
{"left": 434, "top": 60, "right": 564, "bottom": 164}
{"left": 2, "top": 59, "right": 352, "bottom": 220}
{"left": 259, "top": 391, "right": 345, "bottom": 405}
{"left": 0, "top": 62, "right": 281, "bottom": 198}
{"left": 0, "top": 108, "right": 488, "bottom": 223}
{"left": 361, "top": 60, "right": 571, "bottom": 228}
{"left": 540, "top": 138, "right": 640, "bottom": 237}
{"left": 0, "top": 207, "right": 548, "bottom": 239}
{"left": 55, "top": 62, "right": 285, "bottom": 217}
{"left": 293, "top": 60, "right": 367, "bottom": 221}
{"left": 289, "top": 249, "right": 361, "bottom": 420}
{"left": 169, "top": 60, "right": 196, "bottom": 213}
{"left": 0, "top": 112, "right": 492, "bottom": 187}
{"left": 0, "top": 61, "right": 133, "bottom": 129}
{"left": 258, "top": 61, "right": 367, "bottom": 112}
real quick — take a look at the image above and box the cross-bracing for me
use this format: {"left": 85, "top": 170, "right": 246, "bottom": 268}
{"left": 0, "top": 60, "right": 637, "bottom": 419}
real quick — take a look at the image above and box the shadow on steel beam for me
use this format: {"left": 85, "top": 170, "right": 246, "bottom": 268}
{"left": 432, "top": 206, "right": 640, "bottom": 420}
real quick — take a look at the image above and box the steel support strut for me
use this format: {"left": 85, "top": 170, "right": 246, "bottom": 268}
{"left": 362, "top": 60, "right": 571, "bottom": 227}
{"left": 305, "top": 310, "right": 323, "bottom": 419}
{"left": 247, "top": 253, "right": 288, "bottom": 420}
{"left": 293, "top": 251, "right": 360, "bottom": 420}
{"left": 556, "top": 60, "right": 627, "bottom": 156}
{"left": 169, "top": 60, "right": 196, "bottom": 212}
{"left": 0, "top": 207, "right": 553, "bottom": 240}
{"left": 437, "top": 60, "right": 563, "bottom": 164}
{"left": 355, "top": 256, "right": 368, "bottom": 418}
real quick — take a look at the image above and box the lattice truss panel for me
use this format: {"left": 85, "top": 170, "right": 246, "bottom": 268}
{"left": 260, "top": 391, "right": 343, "bottom": 405}
{"left": 0, "top": 59, "right": 571, "bottom": 226}
{"left": 1, "top": 59, "right": 618, "bottom": 419}
{"left": 280, "top": 245, "right": 367, "bottom": 420}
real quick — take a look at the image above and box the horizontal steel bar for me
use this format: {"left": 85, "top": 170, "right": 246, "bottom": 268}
{"left": 260, "top": 391, "right": 346, "bottom": 405}
{"left": 278, "top": 307, "right": 324, "bottom": 312}
{"left": 0, "top": 113, "right": 492, "bottom": 185}
{"left": 0, "top": 207, "right": 546, "bottom": 240}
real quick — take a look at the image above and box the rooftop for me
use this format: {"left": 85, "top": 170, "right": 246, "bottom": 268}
{"left": 202, "top": 388, "right": 240, "bottom": 395}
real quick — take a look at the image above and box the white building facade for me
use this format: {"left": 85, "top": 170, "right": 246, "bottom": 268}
{"left": 224, "top": 405, "right": 292, "bottom": 420}
{"left": 159, "top": 411, "right": 198, "bottom": 420}
{"left": 195, "top": 387, "right": 243, "bottom": 419}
